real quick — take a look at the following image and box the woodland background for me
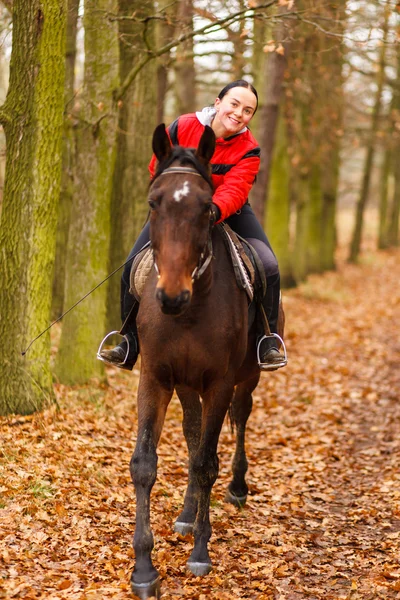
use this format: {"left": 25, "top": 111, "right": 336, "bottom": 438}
{"left": 0, "top": 0, "right": 399, "bottom": 413}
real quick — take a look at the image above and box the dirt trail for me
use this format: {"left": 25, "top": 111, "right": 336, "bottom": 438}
{"left": 1, "top": 248, "right": 399, "bottom": 600}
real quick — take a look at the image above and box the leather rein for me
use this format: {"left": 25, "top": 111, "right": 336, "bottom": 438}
{"left": 151, "top": 165, "right": 215, "bottom": 283}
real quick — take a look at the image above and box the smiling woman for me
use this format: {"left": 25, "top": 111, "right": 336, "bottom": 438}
{"left": 99, "top": 79, "right": 286, "bottom": 372}
{"left": 212, "top": 84, "right": 258, "bottom": 139}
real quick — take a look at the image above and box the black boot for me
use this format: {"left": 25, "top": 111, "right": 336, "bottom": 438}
{"left": 258, "top": 273, "right": 287, "bottom": 370}
{"left": 99, "top": 331, "right": 139, "bottom": 371}
{"left": 99, "top": 278, "right": 140, "bottom": 371}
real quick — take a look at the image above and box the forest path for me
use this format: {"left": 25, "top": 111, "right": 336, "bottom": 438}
{"left": 1, "top": 247, "right": 399, "bottom": 600}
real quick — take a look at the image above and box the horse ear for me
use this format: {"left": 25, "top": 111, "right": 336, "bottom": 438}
{"left": 195, "top": 125, "right": 216, "bottom": 165}
{"left": 152, "top": 123, "right": 172, "bottom": 163}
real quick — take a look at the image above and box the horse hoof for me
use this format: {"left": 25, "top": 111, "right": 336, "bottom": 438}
{"left": 174, "top": 520, "right": 194, "bottom": 535}
{"left": 131, "top": 575, "right": 161, "bottom": 599}
{"left": 224, "top": 489, "right": 247, "bottom": 508}
{"left": 186, "top": 561, "right": 212, "bottom": 576}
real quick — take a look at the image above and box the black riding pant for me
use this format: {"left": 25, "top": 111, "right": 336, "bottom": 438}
{"left": 121, "top": 203, "right": 281, "bottom": 333}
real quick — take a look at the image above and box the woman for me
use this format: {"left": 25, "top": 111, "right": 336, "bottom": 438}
{"left": 100, "top": 80, "right": 286, "bottom": 370}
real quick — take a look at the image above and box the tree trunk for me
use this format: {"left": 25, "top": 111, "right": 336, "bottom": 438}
{"left": 106, "top": 0, "right": 157, "bottom": 332}
{"left": 156, "top": 0, "right": 176, "bottom": 123}
{"left": 288, "top": 6, "right": 314, "bottom": 283}
{"left": 0, "top": 0, "right": 66, "bottom": 415}
{"left": 51, "top": 0, "right": 79, "bottom": 318}
{"left": 250, "top": 6, "right": 289, "bottom": 223}
{"left": 56, "top": 0, "right": 119, "bottom": 384}
{"left": 348, "top": 3, "right": 390, "bottom": 263}
{"left": 386, "top": 32, "right": 400, "bottom": 247}
{"left": 378, "top": 146, "right": 391, "bottom": 249}
{"left": 319, "top": 1, "right": 345, "bottom": 271}
{"left": 231, "top": 0, "right": 246, "bottom": 80}
{"left": 388, "top": 158, "right": 400, "bottom": 246}
{"left": 174, "top": 0, "right": 196, "bottom": 115}
{"left": 265, "top": 110, "right": 295, "bottom": 287}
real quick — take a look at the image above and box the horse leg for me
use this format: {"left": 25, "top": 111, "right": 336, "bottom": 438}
{"left": 130, "top": 373, "right": 172, "bottom": 600}
{"left": 174, "top": 385, "right": 202, "bottom": 535}
{"left": 225, "top": 373, "right": 260, "bottom": 508}
{"left": 186, "top": 380, "right": 234, "bottom": 576}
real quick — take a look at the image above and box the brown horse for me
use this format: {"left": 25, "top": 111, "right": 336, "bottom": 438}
{"left": 130, "top": 124, "right": 282, "bottom": 599}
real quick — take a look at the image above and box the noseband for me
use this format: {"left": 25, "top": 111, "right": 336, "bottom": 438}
{"left": 151, "top": 166, "right": 214, "bottom": 283}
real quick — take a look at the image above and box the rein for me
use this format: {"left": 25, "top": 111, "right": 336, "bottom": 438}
{"left": 151, "top": 165, "right": 215, "bottom": 283}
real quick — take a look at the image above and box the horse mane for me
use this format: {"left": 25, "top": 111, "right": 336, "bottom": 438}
{"left": 151, "top": 146, "right": 214, "bottom": 191}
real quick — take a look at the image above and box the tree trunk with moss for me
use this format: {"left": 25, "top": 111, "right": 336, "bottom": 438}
{"left": 106, "top": 0, "right": 157, "bottom": 332}
{"left": 250, "top": 4, "right": 288, "bottom": 224}
{"left": 265, "top": 110, "right": 295, "bottom": 287}
{"left": 0, "top": 0, "right": 66, "bottom": 415}
{"left": 51, "top": 0, "right": 79, "bottom": 319}
{"left": 289, "top": 0, "right": 344, "bottom": 280}
{"left": 319, "top": 2, "right": 345, "bottom": 271}
{"left": 288, "top": 9, "right": 314, "bottom": 283}
{"left": 56, "top": 0, "right": 119, "bottom": 385}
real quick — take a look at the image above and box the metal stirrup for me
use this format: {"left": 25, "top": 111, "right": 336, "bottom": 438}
{"left": 96, "top": 330, "right": 130, "bottom": 365}
{"left": 257, "top": 333, "right": 288, "bottom": 371}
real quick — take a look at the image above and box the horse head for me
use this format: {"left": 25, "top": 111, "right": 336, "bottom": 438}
{"left": 148, "top": 123, "right": 216, "bottom": 315}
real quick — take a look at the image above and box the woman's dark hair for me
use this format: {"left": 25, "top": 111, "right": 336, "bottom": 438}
{"left": 218, "top": 79, "right": 258, "bottom": 112}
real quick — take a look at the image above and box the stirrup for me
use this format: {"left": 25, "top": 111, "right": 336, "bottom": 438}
{"left": 96, "top": 330, "right": 131, "bottom": 366}
{"left": 257, "top": 333, "right": 287, "bottom": 371}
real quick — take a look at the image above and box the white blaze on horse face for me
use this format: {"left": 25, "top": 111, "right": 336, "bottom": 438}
{"left": 173, "top": 180, "right": 190, "bottom": 203}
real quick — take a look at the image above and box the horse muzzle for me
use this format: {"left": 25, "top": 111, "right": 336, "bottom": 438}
{"left": 156, "top": 288, "right": 191, "bottom": 315}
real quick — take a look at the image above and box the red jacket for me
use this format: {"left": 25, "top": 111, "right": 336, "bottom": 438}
{"left": 148, "top": 113, "right": 261, "bottom": 222}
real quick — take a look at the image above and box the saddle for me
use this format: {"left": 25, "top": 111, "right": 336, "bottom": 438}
{"left": 129, "top": 223, "right": 266, "bottom": 303}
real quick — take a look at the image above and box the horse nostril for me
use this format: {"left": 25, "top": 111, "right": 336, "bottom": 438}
{"left": 181, "top": 290, "right": 190, "bottom": 303}
{"left": 156, "top": 288, "right": 165, "bottom": 304}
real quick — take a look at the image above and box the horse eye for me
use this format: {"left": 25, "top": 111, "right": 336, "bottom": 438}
{"left": 149, "top": 200, "right": 157, "bottom": 210}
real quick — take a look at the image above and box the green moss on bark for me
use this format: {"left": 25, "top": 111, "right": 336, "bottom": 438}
{"left": 0, "top": 0, "right": 67, "bottom": 415}
{"left": 55, "top": 0, "right": 119, "bottom": 385}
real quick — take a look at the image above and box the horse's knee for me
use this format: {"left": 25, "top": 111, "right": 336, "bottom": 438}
{"left": 130, "top": 444, "right": 158, "bottom": 489}
{"left": 192, "top": 451, "right": 219, "bottom": 488}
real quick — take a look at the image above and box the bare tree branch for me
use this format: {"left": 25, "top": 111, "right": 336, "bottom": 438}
{"left": 114, "top": 0, "right": 279, "bottom": 100}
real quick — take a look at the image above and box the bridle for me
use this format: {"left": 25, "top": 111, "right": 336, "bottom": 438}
{"left": 150, "top": 165, "right": 215, "bottom": 283}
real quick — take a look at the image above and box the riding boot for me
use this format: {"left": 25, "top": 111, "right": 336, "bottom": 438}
{"left": 99, "top": 278, "right": 140, "bottom": 371}
{"left": 258, "top": 273, "right": 287, "bottom": 370}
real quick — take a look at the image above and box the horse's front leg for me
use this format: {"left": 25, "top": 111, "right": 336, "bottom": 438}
{"left": 174, "top": 386, "right": 202, "bottom": 535}
{"left": 130, "top": 371, "right": 172, "bottom": 599}
{"left": 225, "top": 373, "right": 260, "bottom": 507}
{"left": 186, "top": 378, "right": 234, "bottom": 576}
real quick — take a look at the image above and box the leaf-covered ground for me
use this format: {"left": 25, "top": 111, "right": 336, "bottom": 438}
{"left": 1, "top": 245, "right": 400, "bottom": 600}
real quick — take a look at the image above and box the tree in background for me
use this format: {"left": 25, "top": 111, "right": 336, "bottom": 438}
{"left": 174, "top": 0, "right": 196, "bottom": 114}
{"left": 156, "top": 0, "right": 176, "bottom": 123}
{"left": 56, "top": 0, "right": 119, "bottom": 385}
{"left": 0, "top": 0, "right": 66, "bottom": 414}
{"left": 106, "top": 0, "right": 157, "bottom": 332}
{"left": 379, "top": 11, "right": 400, "bottom": 249}
{"left": 349, "top": 1, "right": 391, "bottom": 263}
{"left": 51, "top": 0, "right": 80, "bottom": 319}
{"left": 250, "top": 1, "right": 293, "bottom": 285}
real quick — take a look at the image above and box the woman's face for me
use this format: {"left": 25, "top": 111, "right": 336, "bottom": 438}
{"left": 213, "top": 87, "right": 257, "bottom": 138}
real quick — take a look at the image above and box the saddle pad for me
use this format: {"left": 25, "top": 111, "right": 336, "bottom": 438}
{"left": 129, "top": 247, "right": 154, "bottom": 301}
{"left": 218, "top": 223, "right": 266, "bottom": 300}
